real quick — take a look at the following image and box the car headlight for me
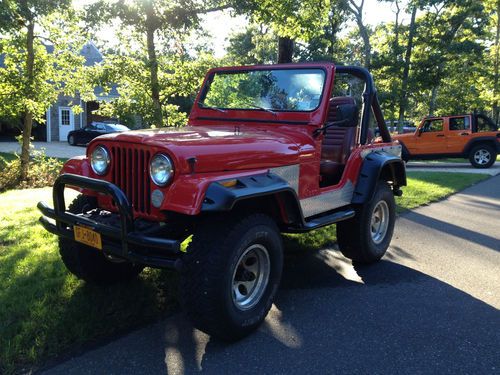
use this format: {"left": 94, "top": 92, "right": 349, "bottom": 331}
{"left": 90, "top": 146, "right": 110, "bottom": 176}
{"left": 150, "top": 154, "right": 174, "bottom": 186}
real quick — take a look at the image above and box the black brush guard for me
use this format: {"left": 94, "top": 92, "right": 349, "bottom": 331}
{"left": 37, "top": 173, "right": 182, "bottom": 269}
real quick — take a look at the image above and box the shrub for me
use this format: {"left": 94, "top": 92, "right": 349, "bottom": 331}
{"left": 0, "top": 150, "right": 63, "bottom": 192}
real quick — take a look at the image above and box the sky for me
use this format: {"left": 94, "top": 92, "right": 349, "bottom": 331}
{"left": 74, "top": 0, "right": 409, "bottom": 57}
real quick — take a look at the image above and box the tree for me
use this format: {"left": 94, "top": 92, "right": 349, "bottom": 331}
{"left": 0, "top": 0, "right": 92, "bottom": 180}
{"left": 411, "top": 0, "right": 488, "bottom": 116}
{"left": 398, "top": 4, "right": 417, "bottom": 126}
{"left": 341, "top": 0, "right": 372, "bottom": 68}
{"left": 231, "top": 0, "right": 334, "bottom": 63}
{"left": 225, "top": 24, "right": 277, "bottom": 65}
{"left": 86, "top": 0, "right": 228, "bottom": 127}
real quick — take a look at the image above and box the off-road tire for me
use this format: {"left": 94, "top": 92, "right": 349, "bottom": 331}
{"left": 469, "top": 144, "right": 496, "bottom": 169}
{"left": 180, "top": 214, "right": 283, "bottom": 341}
{"left": 337, "top": 181, "right": 395, "bottom": 263}
{"left": 68, "top": 135, "right": 76, "bottom": 146}
{"left": 59, "top": 195, "right": 143, "bottom": 284}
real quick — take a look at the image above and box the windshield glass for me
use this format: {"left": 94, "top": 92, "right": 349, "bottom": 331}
{"left": 200, "top": 68, "right": 326, "bottom": 112}
{"left": 107, "top": 124, "right": 129, "bottom": 131}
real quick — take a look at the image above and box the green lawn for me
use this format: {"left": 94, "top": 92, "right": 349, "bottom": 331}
{"left": 0, "top": 171, "right": 491, "bottom": 374}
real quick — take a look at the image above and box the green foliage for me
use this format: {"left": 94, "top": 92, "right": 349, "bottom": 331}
{"left": 225, "top": 24, "right": 278, "bottom": 65}
{"left": 0, "top": 149, "right": 63, "bottom": 192}
{"left": 92, "top": 52, "right": 219, "bottom": 127}
{"left": 0, "top": 1, "right": 94, "bottom": 121}
{"left": 85, "top": 0, "right": 224, "bottom": 127}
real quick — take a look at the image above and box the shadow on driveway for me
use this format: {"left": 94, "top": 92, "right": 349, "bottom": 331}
{"left": 44, "top": 248, "right": 500, "bottom": 375}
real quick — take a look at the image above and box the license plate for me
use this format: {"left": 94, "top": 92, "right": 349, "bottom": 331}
{"left": 74, "top": 225, "right": 102, "bottom": 250}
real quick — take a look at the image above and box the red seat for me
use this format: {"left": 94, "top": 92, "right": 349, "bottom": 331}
{"left": 320, "top": 97, "right": 358, "bottom": 182}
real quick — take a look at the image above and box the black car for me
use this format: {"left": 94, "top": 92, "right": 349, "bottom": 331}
{"left": 67, "top": 122, "right": 130, "bottom": 146}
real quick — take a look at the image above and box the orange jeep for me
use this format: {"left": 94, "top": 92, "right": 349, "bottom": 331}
{"left": 393, "top": 113, "right": 500, "bottom": 168}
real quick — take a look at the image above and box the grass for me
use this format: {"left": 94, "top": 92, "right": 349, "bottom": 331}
{"left": 0, "top": 171, "right": 491, "bottom": 373}
{"left": 0, "top": 189, "right": 178, "bottom": 374}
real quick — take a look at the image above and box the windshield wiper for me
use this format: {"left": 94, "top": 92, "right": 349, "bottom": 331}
{"left": 200, "top": 104, "right": 227, "bottom": 113}
{"left": 248, "top": 104, "right": 277, "bottom": 116}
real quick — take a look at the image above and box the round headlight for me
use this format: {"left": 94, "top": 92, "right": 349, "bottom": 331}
{"left": 90, "top": 146, "right": 110, "bottom": 176}
{"left": 150, "top": 154, "right": 174, "bottom": 186}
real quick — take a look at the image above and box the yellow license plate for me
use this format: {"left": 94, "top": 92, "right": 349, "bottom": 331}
{"left": 74, "top": 225, "right": 102, "bottom": 250}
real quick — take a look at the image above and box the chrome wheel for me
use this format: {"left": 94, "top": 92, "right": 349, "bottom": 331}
{"left": 370, "top": 200, "right": 389, "bottom": 245}
{"left": 474, "top": 149, "right": 491, "bottom": 165}
{"left": 232, "top": 244, "right": 271, "bottom": 311}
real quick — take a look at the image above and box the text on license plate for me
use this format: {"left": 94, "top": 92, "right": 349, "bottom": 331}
{"left": 74, "top": 225, "right": 102, "bottom": 250}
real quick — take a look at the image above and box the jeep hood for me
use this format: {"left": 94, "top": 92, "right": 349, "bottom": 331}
{"left": 95, "top": 126, "right": 311, "bottom": 174}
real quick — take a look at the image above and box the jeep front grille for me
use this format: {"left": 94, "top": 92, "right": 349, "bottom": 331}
{"left": 110, "top": 146, "right": 151, "bottom": 215}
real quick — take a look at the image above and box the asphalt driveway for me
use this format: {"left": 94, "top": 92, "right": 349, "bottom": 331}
{"left": 41, "top": 175, "right": 500, "bottom": 374}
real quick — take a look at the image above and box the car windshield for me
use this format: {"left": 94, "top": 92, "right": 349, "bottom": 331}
{"left": 107, "top": 124, "right": 129, "bottom": 131}
{"left": 200, "top": 68, "right": 326, "bottom": 112}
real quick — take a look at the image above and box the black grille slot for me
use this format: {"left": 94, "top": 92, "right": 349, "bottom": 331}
{"left": 110, "top": 146, "right": 151, "bottom": 214}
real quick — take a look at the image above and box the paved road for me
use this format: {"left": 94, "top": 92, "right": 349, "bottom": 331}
{"left": 0, "top": 141, "right": 85, "bottom": 159}
{"left": 42, "top": 176, "right": 500, "bottom": 374}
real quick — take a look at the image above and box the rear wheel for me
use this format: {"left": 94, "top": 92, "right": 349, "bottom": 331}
{"left": 59, "top": 195, "right": 143, "bottom": 284}
{"left": 180, "top": 214, "right": 283, "bottom": 341}
{"left": 337, "top": 181, "right": 396, "bottom": 263}
{"left": 469, "top": 144, "right": 496, "bottom": 168}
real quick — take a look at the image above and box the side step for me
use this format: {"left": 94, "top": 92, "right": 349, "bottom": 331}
{"left": 285, "top": 209, "right": 355, "bottom": 233}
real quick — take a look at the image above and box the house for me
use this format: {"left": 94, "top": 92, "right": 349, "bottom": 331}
{"left": 0, "top": 41, "right": 119, "bottom": 142}
{"left": 46, "top": 42, "right": 120, "bottom": 142}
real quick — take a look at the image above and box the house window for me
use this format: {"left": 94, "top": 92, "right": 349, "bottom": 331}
{"left": 61, "top": 109, "right": 71, "bottom": 126}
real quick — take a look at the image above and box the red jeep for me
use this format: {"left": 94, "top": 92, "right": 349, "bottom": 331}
{"left": 38, "top": 63, "right": 406, "bottom": 340}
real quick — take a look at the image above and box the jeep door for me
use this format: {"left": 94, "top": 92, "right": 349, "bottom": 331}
{"left": 446, "top": 115, "right": 471, "bottom": 153}
{"left": 414, "top": 118, "right": 446, "bottom": 154}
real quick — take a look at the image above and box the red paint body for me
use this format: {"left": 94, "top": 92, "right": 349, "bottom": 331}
{"left": 62, "top": 63, "right": 399, "bottom": 219}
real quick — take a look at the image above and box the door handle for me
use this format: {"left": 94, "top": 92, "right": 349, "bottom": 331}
{"left": 436, "top": 134, "right": 445, "bottom": 137}
{"left": 460, "top": 132, "right": 469, "bottom": 136}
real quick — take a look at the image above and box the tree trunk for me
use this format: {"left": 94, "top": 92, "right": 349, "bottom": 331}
{"left": 493, "top": 0, "right": 500, "bottom": 126}
{"left": 397, "top": 5, "right": 417, "bottom": 128}
{"left": 20, "top": 20, "right": 35, "bottom": 181}
{"left": 429, "top": 85, "right": 439, "bottom": 116}
{"left": 356, "top": 16, "right": 371, "bottom": 68}
{"left": 145, "top": 2, "right": 163, "bottom": 127}
{"left": 278, "top": 37, "right": 294, "bottom": 63}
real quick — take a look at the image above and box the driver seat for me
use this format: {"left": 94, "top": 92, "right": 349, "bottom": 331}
{"left": 320, "top": 96, "right": 359, "bottom": 185}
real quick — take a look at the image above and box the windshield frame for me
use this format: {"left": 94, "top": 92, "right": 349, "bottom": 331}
{"left": 198, "top": 67, "right": 328, "bottom": 114}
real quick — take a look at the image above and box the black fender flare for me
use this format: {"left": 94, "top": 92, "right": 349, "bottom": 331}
{"left": 463, "top": 137, "right": 500, "bottom": 155}
{"left": 201, "top": 172, "right": 304, "bottom": 223}
{"left": 352, "top": 151, "right": 407, "bottom": 204}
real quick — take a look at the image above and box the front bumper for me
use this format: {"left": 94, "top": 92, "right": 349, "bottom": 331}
{"left": 38, "top": 173, "right": 182, "bottom": 269}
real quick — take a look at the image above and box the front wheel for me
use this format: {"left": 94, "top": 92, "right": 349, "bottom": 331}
{"left": 337, "top": 181, "right": 396, "bottom": 263}
{"left": 180, "top": 214, "right": 283, "bottom": 341}
{"left": 469, "top": 144, "right": 496, "bottom": 168}
{"left": 68, "top": 134, "right": 76, "bottom": 146}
